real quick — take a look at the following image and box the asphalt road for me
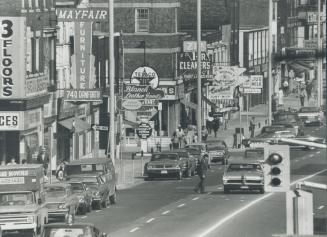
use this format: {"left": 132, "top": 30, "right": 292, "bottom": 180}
{"left": 3, "top": 125, "right": 326, "bottom": 237}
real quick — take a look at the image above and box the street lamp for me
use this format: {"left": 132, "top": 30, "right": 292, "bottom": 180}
{"left": 197, "top": 0, "right": 202, "bottom": 141}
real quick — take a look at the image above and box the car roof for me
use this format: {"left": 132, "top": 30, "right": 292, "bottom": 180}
{"left": 45, "top": 183, "right": 71, "bottom": 188}
{"left": 187, "top": 143, "right": 206, "bottom": 145}
{"left": 44, "top": 222, "right": 95, "bottom": 228}
{"left": 171, "top": 149, "right": 188, "bottom": 153}
{"left": 67, "top": 158, "right": 112, "bottom": 165}
{"left": 228, "top": 159, "right": 261, "bottom": 165}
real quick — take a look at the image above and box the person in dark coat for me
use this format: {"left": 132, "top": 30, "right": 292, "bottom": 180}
{"left": 37, "top": 146, "right": 49, "bottom": 175}
{"left": 213, "top": 118, "right": 220, "bottom": 138}
{"left": 194, "top": 156, "right": 208, "bottom": 194}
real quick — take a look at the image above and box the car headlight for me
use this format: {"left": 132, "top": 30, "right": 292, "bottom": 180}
{"left": 93, "top": 191, "right": 100, "bottom": 197}
{"left": 147, "top": 165, "right": 153, "bottom": 169}
{"left": 79, "top": 197, "right": 85, "bottom": 203}
{"left": 58, "top": 203, "right": 67, "bottom": 209}
{"left": 26, "top": 216, "right": 34, "bottom": 224}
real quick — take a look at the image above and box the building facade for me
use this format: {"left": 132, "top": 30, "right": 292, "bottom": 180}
{"left": 0, "top": 0, "right": 57, "bottom": 165}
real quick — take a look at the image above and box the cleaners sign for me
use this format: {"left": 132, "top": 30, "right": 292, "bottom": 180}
{"left": 0, "top": 17, "right": 26, "bottom": 98}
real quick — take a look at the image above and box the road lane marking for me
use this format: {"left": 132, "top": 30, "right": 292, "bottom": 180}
{"left": 95, "top": 210, "right": 101, "bottom": 213}
{"left": 316, "top": 151, "right": 321, "bottom": 154}
{"left": 192, "top": 197, "right": 199, "bottom": 200}
{"left": 197, "top": 168, "right": 327, "bottom": 237}
{"left": 207, "top": 192, "right": 212, "bottom": 195}
{"left": 318, "top": 205, "right": 324, "bottom": 210}
{"left": 224, "top": 198, "right": 229, "bottom": 201}
{"left": 129, "top": 227, "right": 139, "bottom": 233}
{"left": 146, "top": 218, "right": 155, "bottom": 223}
{"left": 309, "top": 154, "right": 314, "bottom": 157}
{"left": 217, "top": 187, "right": 223, "bottom": 190}
{"left": 295, "top": 160, "right": 299, "bottom": 162}
{"left": 178, "top": 203, "right": 185, "bottom": 208}
{"left": 81, "top": 216, "right": 87, "bottom": 219}
{"left": 162, "top": 210, "right": 170, "bottom": 215}
{"left": 240, "top": 200, "right": 244, "bottom": 202}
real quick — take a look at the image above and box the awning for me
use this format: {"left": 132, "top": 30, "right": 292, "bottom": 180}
{"left": 123, "top": 119, "right": 138, "bottom": 128}
{"left": 288, "top": 62, "right": 310, "bottom": 75}
{"left": 58, "top": 117, "right": 91, "bottom": 133}
{"left": 180, "top": 99, "right": 198, "bottom": 110}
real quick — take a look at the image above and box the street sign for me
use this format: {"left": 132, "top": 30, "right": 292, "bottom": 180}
{"left": 121, "top": 99, "right": 142, "bottom": 110}
{"left": 136, "top": 122, "right": 152, "bottom": 139}
{"left": 91, "top": 124, "right": 109, "bottom": 131}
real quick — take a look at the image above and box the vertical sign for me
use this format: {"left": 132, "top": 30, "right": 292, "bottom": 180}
{"left": 0, "top": 17, "right": 26, "bottom": 98}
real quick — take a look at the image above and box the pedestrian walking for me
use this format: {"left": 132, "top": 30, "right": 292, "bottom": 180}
{"left": 283, "top": 80, "right": 289, "bottom": 96}
{"left": 37, "top": 146, "right": 49, "bottom": 176}
{"left": 249, "top": 117, "right": 256, "bottom": 138}
{"left": 299, "top": 87, "right": 306, "bottom": 107}
{"left": 176, "top": 125, "right": 185, "bottom": 148}
{"left": 194, "top": 156, "right": 208, "bottom": 194}
{"left": 171, "top": 132, "right": 180, "bottom": 149}
{"left": 278, "top": 87, "right": 284, "bottom": 108}
{"left": 201, "top": 126, "right": 209, "bottom": 142}
{"left": 206, "top": 119, "right": 213, "bottom": 135}
{"left": 7, "top": 157, "right": 17, "bottom": 165}
{"left": 224, "top": 112, "right": 229, "bottom": 130}
{"left": 213, "top": 118, "right": 220, "bottom": 138}
{"left": 233, "top": 133, "right": 238, "bottom": 148}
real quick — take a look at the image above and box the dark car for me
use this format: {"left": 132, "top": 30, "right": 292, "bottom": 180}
{"left": 42, "top": 223, "right": 107, "bottom": 237}
{"left": 297, "top": 106, "right": 324, "bottom": 126}
{"left": 144, "top": 151, "right": 189, "bottom": 180}
{"left": 171, "top": 149, "right": 197, "bottom": 177}
{"left": 68, "top": 181, "right": 93, "bottom": 215}
{"left": 207, "top": 140, "right": 230, "bottom": 165}
{"left": 273, "top": 111, "right": 304, "bottom": 136}
{"left": 185, "top": 143, "right": 211, "bottom": 167}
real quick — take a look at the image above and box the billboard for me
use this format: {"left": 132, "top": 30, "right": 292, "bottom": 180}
{"left": 0, "top": 17, "right": 26, "bottom": 99}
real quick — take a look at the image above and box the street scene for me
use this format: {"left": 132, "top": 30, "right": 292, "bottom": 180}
{"left": 0, "top": 0, "right": 326, "bottom": 237}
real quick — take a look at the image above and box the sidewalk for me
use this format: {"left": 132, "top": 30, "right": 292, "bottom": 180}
{"left": 207, "top": 103, "right": 269, "bottom": 148}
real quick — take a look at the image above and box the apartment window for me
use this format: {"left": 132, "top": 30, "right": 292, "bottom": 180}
{"left": 35, "top": 38, "right": 40, "bottom": 72}
{"left": 135, "top": 8, "right": 149, "bottom": 33}
{"left": 272, "top": 2, "right": 276, "bottom": 20}
{"left": 254, "top": 32, "right": 258, "bottom": 65}
{"left": 272, "top": 34, "right": 276, "bottom": 53}
{"left": 248, "top": 33, "right": 253, "bottom": 67}
{"left": 28, "top": 0, "right": 32, "bottom": 8}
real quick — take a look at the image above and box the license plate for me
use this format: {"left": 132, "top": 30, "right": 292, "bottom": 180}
{"left": 240, "top": 185, "right": 249, "bottom": 189}
{"left": 161, "top": 170, "right": 168, "bottom": 174}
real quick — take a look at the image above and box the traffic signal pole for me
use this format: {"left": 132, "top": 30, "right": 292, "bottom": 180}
{"left": 317, "top": 0, "right": 322, "bottom": 107}
{"left": 268, "top": 0, "right": 273, "bottom": 125}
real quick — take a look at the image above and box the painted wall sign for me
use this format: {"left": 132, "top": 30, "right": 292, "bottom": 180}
{"left": 0, "top": 111, "right": 23, "bottom": 131}
{"left": 130, "top": 66, "right": 159, "bottom": 89}
{"left": 156, "top": 85, "right": 177, "bottom": 100}
{"left": 64, "top": 89, "right": 102, "bottom": 101}
{"left": 0, "top": 17, "right": 26, "bottom": 99}
{"left": 56, "top": 8, "right": 109, "bottom": 22}
{"left": 122, "top": 99, "right": 142, "bottom": 110}
{"left": 26, "top": 74, "right": 49, "bottom": 97}
{"left": 123, "top": 84, "right": 164, "bottom": 100}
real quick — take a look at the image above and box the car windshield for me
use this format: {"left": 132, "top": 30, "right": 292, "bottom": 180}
{"left": 0, "top": 192, "right": 34, "bottom": 206}
{"left": 70, "top": 183, "right": 84, "bottom": 192}
{"left": 151, "top": 154, "right": 178, "bottom": 160}
{"left": 44, "top": 226, "right": 93, "bottom": 237}
{"left": 176, "top": 152, "right": 188, "bottom": 158}
{"left": 275, "top": 114, "right": 297, "bottom": 122}
{"left": 187, "top": 149, "right": 201, "bottom": 155}
{"left": 262, "top": 126, "right": 288, "bottom": 133}
{"left": 227, "top": 164, "right": 261, "bottom": 171}
{"left": 83, "top": 182, "right": 98, "bottom": 190}
{"left": 300, "top": 107, "right": 319, "bottom": 113}
{"left": 45, "top": 187, "right": 66, "bottom": 197}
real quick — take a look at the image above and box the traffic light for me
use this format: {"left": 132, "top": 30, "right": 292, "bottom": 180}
{"left": 263, "top": 145, "right": 290, "bottom": 192}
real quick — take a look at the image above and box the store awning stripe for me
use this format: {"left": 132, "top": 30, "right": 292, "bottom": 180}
{"left": 58, "top": 117, "right": 91, "bottom": 133}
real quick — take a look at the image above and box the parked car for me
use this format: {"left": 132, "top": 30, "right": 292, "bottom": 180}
{"left": 171, "top": 149, "right": 197, "bottom": 177}
{"left": 68, "top": 175, "right": 110, "bottom": 210}
{"left": 223, "top": 160, "right": 265, "bottom": 194}
{"left": 44, "top": 183, "right": 79, "bottom": 222}
{"left": 297, "top": 106, "right": 324, "bottom": 126}
{"left": 42, "top": 223, "right": 108, "bottom": 237}
{"left": 207, "top": 140, "right": 230, "bottom": 165}
{"left": 273, "top": 111, "right": 304, "bottom": 136}
{"left": 185, "top": 143, "right": 211, "bottom": 167}
{"left": 261, "top": 124, "right": 297, "bottom": 136}
{"left": 68, "top": 181, "right": 93, "bottom": 215}
{"left": 244, "top": 130, "right": 296, "bottom": 148}
{"left": 65, "top": 158, "right": 117, "bottom": 206}
{"left": 144, "top": 151, "right": 189, "bottom": 180}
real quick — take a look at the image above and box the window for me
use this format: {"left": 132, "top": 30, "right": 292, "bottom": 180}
{"left": 254, "top": 32, "right": 258, "bottom": 65}
{"left": 135, "top": 8, "right": 149, "bottom": 33}
{"left": 248, "top": 32, "right": 253, "bottom": 67}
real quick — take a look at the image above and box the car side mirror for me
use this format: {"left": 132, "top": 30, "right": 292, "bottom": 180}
{"left": 101, "top": 233, "right": 108, "bottom": 237}
{"left": 38, "top": 198, "right": 42, "bottom": 205}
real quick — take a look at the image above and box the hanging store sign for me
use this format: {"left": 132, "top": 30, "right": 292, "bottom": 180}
{"left": 212, "top": 67, "right": 246, "bottom": 86}
{"left": 64, "top": 89, "right": 102, "bottom": 101}
{"left": 208, "top": 86, "right": 233, "bottom": 100}
{"left": 136, "top": 122, "right": 152, "bottom": 139}
{"left": 242, "top": 88, "right": 262, "bottom": 94}
{"left": 250, "top": 75, "right": 263, "bottom": 88}
{"left": 123, "top": 84, "right": 164, "bottom": 100}
{"left": 130, "top": 66, "right": 159, "bottom": 89}
{"left": 140, "top": 99, "right": 159, "bottom": 107}
{"left": 56, "top": 8, "right": 109, "bottom": 22}
{"left": 121, "top": 99, "right": 142, "bottom": 110}
{"left": 178, "top": 52, "right": 213, "bottom": 81}
{"left": 0, "top": 17, "right": 26, "bottom": 99}
{"left": 0, "top": 111, "right": 23, "bottom": 131}
{"left": 183, "top": 41, "right": 207, "bottom": 52}
{"left": 156, "top": 85, "right": 177, "bottom": 100}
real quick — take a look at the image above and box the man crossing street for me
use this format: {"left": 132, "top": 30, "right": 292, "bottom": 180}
{"left": 194, "top": 156, "right": 208, "bottom": 194}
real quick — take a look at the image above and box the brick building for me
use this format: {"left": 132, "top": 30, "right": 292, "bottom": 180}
{"left": 0, "top": 0, "right": 57, "bottom": 165}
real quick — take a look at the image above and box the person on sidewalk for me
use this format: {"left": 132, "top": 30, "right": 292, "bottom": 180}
{"left": 299, "top": 87, "right": 306, "bottom": 107}
{"left": 171, "top": 132, "right": 179, "bottom": 149}
{"left": 201, "top": 126, "right": 209, "bottom": 142}
{"left": 176, "top": 125, "right": 185, "bottom": 148}
{"left": 249, "top": 117, "right": 256, "bottom": 138}
{"left": 278, "top": 87, "right": 284, "bottom": 108}
{"left": 213, "top": 118, "right": 220, "bottom": 138}
{"left": 194, "top": 156, "right": 208, "bottom": 194}
{"left": 283, "top": 80, "right": 289, "bottom": 96}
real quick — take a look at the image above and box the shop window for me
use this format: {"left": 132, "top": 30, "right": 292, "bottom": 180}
{"left": 135, "top": 8, "right": 149, "bottom": 33}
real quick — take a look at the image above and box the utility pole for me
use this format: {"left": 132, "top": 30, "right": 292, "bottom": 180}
{"left": 268, "top": 0, "right": 273, "bottom": 125}
{"left": 197, "top": 0, "right": 202, "bottom": 141}
{"left": 317, "top": 0, "right": 322, "bottom": 107}
{"left": 109, "top": 0, "right": 115, "bottom": 166}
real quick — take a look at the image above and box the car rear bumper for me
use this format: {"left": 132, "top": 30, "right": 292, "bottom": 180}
{"left": 147, "top": 169, "right": 181, "bottom": 177}
{"left": 48, "top": 209, "right": 69, "bottom": 218}
{"left": 224, "top": 184, "right": 264, "bottom": 190}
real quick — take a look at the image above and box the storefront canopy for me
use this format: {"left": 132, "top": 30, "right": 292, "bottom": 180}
{"left": 58, "top": 117, "right": 90, "bottom": 133}
{"left": 123, "top": 119, "right": 139, "bottom": 128}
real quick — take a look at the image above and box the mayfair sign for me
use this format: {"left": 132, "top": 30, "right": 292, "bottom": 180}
{"left": 123, "top": 84, "right": 164, "bottom": 100}
{"left": 56, "top": 8, "right": 109, "bottom": 22}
